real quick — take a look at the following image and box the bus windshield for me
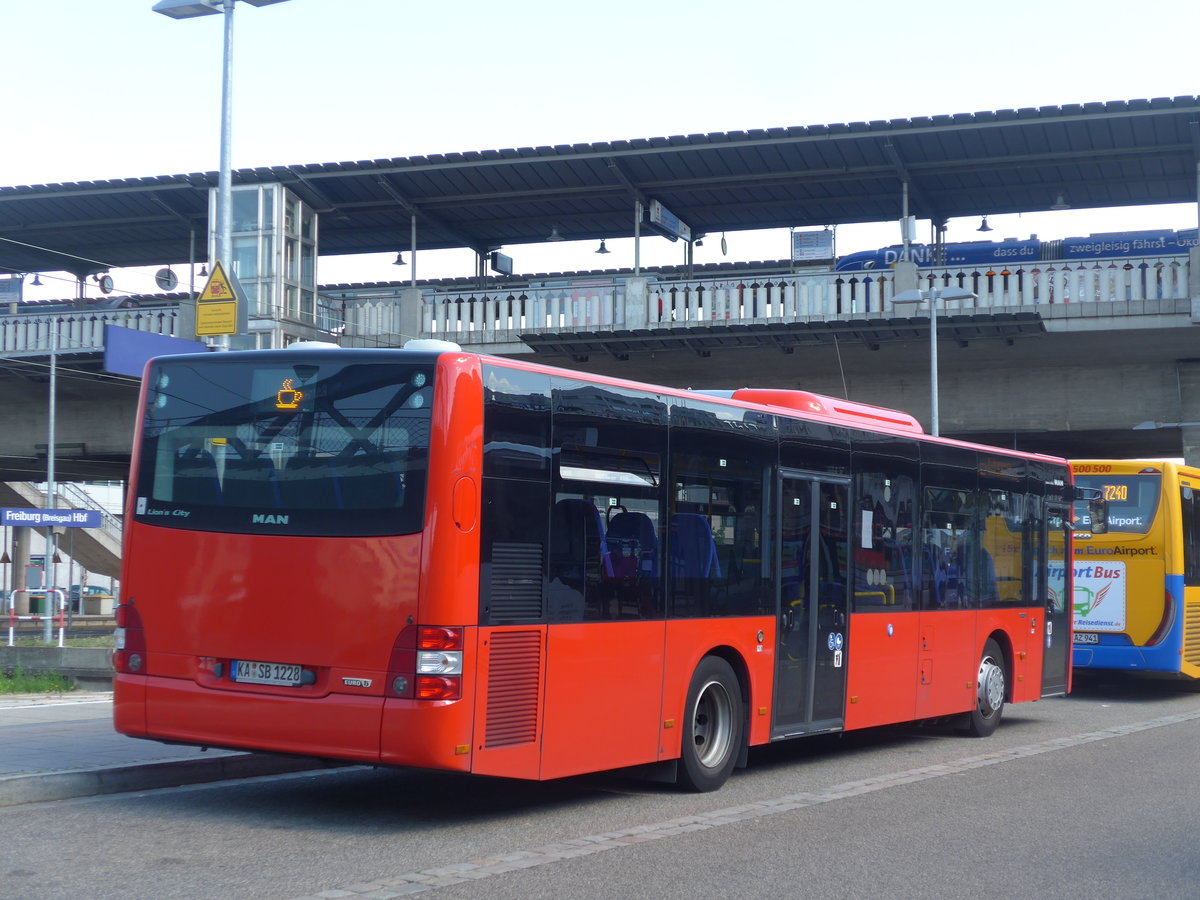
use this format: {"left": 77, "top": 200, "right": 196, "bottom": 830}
{"left": 132, "top": 355, "right": 433, "bottom": 536}
{"left": 1073, "top": 473, "right": 1161, "bottom": 535}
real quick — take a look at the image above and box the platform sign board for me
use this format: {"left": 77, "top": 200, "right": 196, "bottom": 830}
{"left": 0, "top": 275, "right": 21, "bottom": 306}
{"left": 647, "top": 200, "right": 691, "bottom": 243}
{"left": 791, "top": 228, "right": 835, "bottom": 264}
{"left": 2, "top": 508, "right": 102, "bottom": 528}
{"left": 195, "top": 260, "right": 245, "bottom": 336}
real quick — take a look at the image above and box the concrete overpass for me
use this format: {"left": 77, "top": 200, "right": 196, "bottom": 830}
{"left": 4, "top": 95, "right": 1200, "bottom": 481}
{"left": 3, "top": 251, "right": 1200, "bottom": 485}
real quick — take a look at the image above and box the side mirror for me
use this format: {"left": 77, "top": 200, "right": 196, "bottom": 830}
{"left": 1074, "top": 486, "right": 1108, "bottom": 534}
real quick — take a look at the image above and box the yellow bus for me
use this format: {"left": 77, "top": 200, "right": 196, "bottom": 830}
{"left": 1070, "top": 459, "right": 1200, "bottom": 679}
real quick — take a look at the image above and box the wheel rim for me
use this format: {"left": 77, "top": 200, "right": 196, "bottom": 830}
{"left": 692, "top": 678, "right": 734, "bottom": 769}
{"left": 977, "top": 654, "right": 1005, "bottom": 718}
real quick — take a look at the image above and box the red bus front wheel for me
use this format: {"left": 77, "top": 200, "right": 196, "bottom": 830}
{"left": 964, "top": 639, "right": 1006, "bottom": 737}
{"left": 678, "top": 656, "right": 743, "bottom": 792}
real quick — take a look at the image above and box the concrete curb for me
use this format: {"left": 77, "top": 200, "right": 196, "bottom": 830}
{"left": 0, "top": 753, "right": 349, "bottom": 807}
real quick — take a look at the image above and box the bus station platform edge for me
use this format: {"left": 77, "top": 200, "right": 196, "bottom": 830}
{"left": 0, "top": 692, "right": 343, "bottom": 807}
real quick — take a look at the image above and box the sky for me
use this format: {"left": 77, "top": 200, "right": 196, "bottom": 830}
{"left": 4, "top": 0, "right": 1199, "bottom": 301}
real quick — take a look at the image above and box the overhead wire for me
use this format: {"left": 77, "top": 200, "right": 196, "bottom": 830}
{"left": 0, "top": 234, "right": 195, "bottom": 301}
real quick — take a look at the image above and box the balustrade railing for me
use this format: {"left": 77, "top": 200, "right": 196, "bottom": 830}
{"left": 0, "top": 308, "right": 179, "bottom": 355}
{"left": 0, "top": 255, "right": 1191, "bottom": 356}
{"left": 409, "top": 255, "right": 1190, "bottom": 344}
{"left": 421, "top": 281, "right": 626, "bottom": 337}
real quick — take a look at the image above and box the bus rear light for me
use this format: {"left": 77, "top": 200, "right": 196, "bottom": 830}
{"left": 418, "top": 626, "right": 463, "bottom": 651}
{"left": 417, "top": 650, "right": 463, "bottom": 675}
{"left": 387, "top": 625, "right": 466, "bottom": 700}
{"left": 1147, "top": 589, "right": 1177, "bottom": 646}
{"left": 415, "top": 675, "right": 462, "bottom": 701}
{"left": 112, "top": 602, "right": 146, "bottom": 675}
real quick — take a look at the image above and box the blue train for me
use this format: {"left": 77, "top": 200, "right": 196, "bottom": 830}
{"left": 834, "top": 228, "right": 1199, "bottom": 272}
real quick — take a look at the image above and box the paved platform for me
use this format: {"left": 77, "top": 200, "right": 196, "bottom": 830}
{"left": 0, "top": 692, "right": 339, "bottom": 806}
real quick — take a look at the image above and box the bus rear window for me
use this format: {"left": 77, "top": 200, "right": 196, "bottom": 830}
{"left": 133, "top": 356, "right": 433, "bottom": 536}
{"left": 1074, "top": 474, "right": 1160, "bottom": 534}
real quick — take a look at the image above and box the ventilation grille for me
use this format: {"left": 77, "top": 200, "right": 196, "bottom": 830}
{"left": 1183, "top": 602, "right": 1200, "bottom": 667}
{"left": 485, "top": 630, "right": 542, "bottom": 748}
{"left": 489, "top": 541, "right": 543, "bottom": 620}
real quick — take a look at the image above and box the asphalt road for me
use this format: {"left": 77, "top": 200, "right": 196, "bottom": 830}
{"left": 2, "top": 675, "right": 1197, "bottom": 900}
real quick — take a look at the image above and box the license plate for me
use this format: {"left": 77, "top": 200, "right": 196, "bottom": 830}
{"left": 1073, "top": 632, "right": 1100, "bottom": 645}
{"left": 231, "top": 659, "right": 302, "bottom": 686}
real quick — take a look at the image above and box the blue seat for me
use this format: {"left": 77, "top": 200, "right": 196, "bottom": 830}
{"left": 173, "top": 449, "right": 221, "bottom": 505}
{"left": 280, "top": 456, "right": 343, "bottom": 509}
{"left": 670, "top": 513, "right": 721, "bottom": 579}
{"left": 220, "top": 454, "right": 280, "bottom": 508}
{"left": 551, "top": 499, "right": 614, "bottom": 587}
{"left": 337, "top": 452, "right": 405, "bottom": 508}
{"left": 606, "top": 511, "right": 658, "bottom": 579}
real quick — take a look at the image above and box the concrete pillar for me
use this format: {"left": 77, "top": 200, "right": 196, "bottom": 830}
{"left": 1190, "top": 246, "right": 1200, "bottom": 322}
{"left": 11, "top": 526, "right": 30, "bottom": 615}
{"left": 1181, "top": 426, "right": 1200, "bottom": 468}
{"left": 398, "top": 287, "right": 425, "bottom": 343}
{"left": 892, "top": 260, "right": 919, "bottom": 294}
{"left": 1177, "top": 358, "right": 1200, "bottom": 467}
{"left": 625, "top": 277, "right": 650, "bottom": 328}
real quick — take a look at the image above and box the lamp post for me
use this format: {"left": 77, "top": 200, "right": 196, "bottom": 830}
{"left": 890, "top": 285, "right": 977, "bottom": 437}
{"left": 153, "top": 0, "right": 292, "bottom": 345}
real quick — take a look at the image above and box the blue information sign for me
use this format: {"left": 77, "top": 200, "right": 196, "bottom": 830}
{"left": 1, "top": 508, "right": 102, "bottom": 528}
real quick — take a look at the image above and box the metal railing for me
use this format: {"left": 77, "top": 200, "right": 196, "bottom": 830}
{"left": 51, "top": 482, "right": 123, "bottom": 547}
{"left": 6, "top": 588, "right": 66, "bottom": 647}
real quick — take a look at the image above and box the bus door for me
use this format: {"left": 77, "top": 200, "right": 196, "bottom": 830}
{"left": 1041, "top": 501, "right": 1071, "bottom": 695}
{"left": 774, "top": 471, "right": 850, "bottom": 737}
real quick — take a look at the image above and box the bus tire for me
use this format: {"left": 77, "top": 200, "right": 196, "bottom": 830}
{"left": 677, "top": 656, "right": 743, "bottom": 792}
{"left": 965, "top": 639, "right": 1006, "bottom": 738}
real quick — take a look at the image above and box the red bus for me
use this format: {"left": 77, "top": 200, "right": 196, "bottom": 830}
{"left": 114, "top": 343, "right": 1075, "bottom": 791}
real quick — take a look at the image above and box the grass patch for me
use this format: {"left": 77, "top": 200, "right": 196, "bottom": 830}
{"left": 0, "top": 665, "right": 74, "bottom": 694}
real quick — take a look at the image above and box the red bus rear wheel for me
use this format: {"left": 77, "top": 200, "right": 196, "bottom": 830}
{"left": 678, "top": 656, "right": 743, "bottom": 792}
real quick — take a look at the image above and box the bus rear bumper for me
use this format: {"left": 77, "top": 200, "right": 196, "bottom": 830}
{"left": 119, "top": 674, "right": 386, "bottom": 764}
{"left": 1072, "top": 642, "right": 1179, "bottom": 674}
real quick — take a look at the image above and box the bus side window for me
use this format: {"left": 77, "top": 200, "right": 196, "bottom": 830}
{"left": 548, "top": 498, "right": 613, "bottom": 620}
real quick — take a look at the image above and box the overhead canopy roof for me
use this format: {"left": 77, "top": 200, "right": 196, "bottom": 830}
{"left": 2, "top": 96, "right": 1198, "bottom": 276}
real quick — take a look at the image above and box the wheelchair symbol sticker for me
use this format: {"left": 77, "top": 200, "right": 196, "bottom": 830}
{"left": 827, "top": 633, "right": 836, "bottom": 650}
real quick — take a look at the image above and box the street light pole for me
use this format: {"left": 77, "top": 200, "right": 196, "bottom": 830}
{"left": 153, "top": 0, "right": 292, "bottom": 347}
{"left": 928, "top": 294, "right": 940, "bottom": 436}
{"left": 217, "top": 0, "right": 234, "bottom": 294}
{"left": 890, "top": 285, "right": 977, "bottom": 437}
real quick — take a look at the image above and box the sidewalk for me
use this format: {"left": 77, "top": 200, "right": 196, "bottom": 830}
{"left": 0, "top": 692, "right": 340, "bottom": 807}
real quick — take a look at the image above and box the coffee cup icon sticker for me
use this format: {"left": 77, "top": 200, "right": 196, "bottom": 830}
{"left": 276, "top": 378, "right": 304, "bottom": 410}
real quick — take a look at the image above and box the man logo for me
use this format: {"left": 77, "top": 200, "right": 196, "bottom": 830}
{"left": 251, "top": 514, "right": 289, "bottom": 525}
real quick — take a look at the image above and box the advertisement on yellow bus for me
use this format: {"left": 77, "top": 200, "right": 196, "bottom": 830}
{"left": 1070, "top": 460, "right": 1200, "bottom": 679}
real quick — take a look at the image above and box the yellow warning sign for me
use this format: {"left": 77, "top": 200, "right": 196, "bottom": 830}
{"left": 196, "top": 260, "right": 238, "bottom": 336}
